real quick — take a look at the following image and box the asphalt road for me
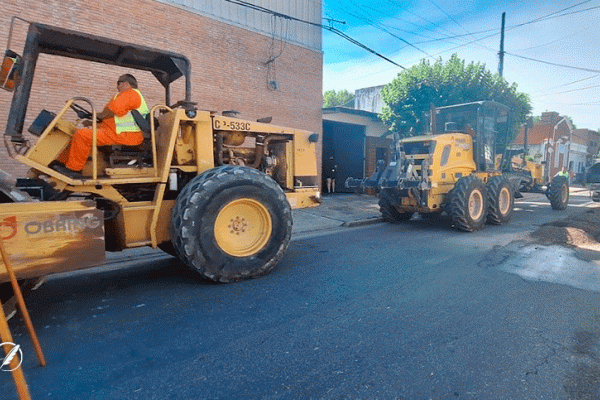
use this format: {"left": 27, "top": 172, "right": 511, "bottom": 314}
{"left": 1, "top": 190, "right": 599, "bottom": 399}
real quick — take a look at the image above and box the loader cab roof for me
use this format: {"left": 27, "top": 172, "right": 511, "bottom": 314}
{"left": 27, "top": 22, "right": 191, "bottom": 86}
{"left": 5, "top": 20, "right": 192, "bottom": 140}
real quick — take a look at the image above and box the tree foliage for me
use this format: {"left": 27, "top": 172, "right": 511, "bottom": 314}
{"left": 323, "top": 89, "right": 355, "bottom": 108}
{"left": 380, "top": 54, "right": 531, "bottom": 146}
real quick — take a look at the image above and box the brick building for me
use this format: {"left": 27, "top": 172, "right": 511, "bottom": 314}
{"left": 0, "top": 0, "right": 323, "bottom": 177}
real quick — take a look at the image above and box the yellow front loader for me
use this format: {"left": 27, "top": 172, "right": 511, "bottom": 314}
{"left": 0, "top": 18, "right": 320, "bottom": 287}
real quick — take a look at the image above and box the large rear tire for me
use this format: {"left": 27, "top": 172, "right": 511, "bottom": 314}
{"left": 170, "top": 166, "right": 292, "bottom": 282}
{"left": 548, "top": 175, "right": 569, "bottom": 210}
{"left": 448, "top": 175, "right": 488, "bottom": 232}
{"left": 486, "top": 175, "right": 514, "bottom": 225}
{"left": 378, "top": 189, "right": 413, "bottom": 223}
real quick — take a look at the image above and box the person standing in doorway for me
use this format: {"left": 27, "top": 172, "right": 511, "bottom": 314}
{"left": 325, "top": 155, "right": 337, "bottom": 194}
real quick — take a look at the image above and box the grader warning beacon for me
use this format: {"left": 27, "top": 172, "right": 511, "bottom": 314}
{"left": 347, "top": 101, "right": 569, "bottom": 231}
{"left": 0, "top": 18, "right": 320, "bottom": 287}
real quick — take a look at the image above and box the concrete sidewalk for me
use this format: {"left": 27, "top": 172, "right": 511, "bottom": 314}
{"left": 292, "top": 193, "right": 382, "bottom": 235}
{"left": 292, "top": 184, "right": 592, "bottom": 236}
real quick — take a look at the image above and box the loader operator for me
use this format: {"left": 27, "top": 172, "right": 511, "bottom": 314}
{"left": 53, "top": 74, "right": 149, "bottom": 178}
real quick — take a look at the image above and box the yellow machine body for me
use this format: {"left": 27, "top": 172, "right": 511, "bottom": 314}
{"left": 0, "top": 200, "right": 105, "bottom": 283}
{"left": 16, "top": 104, "right": 319, "bottom": 252}
{"left": 0, "top": 19, "right": 321, "bottom": 283}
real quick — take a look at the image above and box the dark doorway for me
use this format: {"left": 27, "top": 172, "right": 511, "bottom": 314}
{"left": 376, "top": 147, "right": 387, "bottom": 164}
{"left": 322, "top": 120, "right": 365, "bottom": 193}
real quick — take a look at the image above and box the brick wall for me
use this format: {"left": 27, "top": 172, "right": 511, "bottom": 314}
{"left": 365, "top": 136, "right": 393, "bottom": 177}
{"left": 0, "top": 0, "right": 323, "bottom": 177}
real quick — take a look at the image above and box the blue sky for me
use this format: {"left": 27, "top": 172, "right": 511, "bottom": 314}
{"left": 321, "top": 0, "right": 600, "bottom": 130}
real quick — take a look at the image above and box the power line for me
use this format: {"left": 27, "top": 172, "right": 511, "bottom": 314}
{"left": 411, "top": 3, "right": 599, "bottom": 46}
{"left": 535, "top": 83, "right": 600, "bottom": 97}
{"left": 513, "top": 29, "right": 585, "bottom": 52}
{"left": 517, "top": 0, "right": 591, "bottom": 25}
{"left": 328, "top": 27, "right": 406, "bottom": 68}
{"left": 426, "top": 0, "right": 499, "bottom": 55}
{"left": 356, "top": 3, "right": 448, "bottom": 42}
{"left": 342, "top": 0, "right": 436, "bottom": 60}
{"left": 530, "top": 74, "right": 600, "bottom": 94}
{"left": 224, "top": 0, "right": 405, "bottom": 69}
{"left": 369, "top": 0, "right": 463, "bottom": 42}
{"left": 427, "top": 0, "right": 473, "bottom": 38}
{"left": 414, "top": 2, "right": 599, "bottom": 62}
{"left": 505, "top": 52, "right": 600, "bottom": 74}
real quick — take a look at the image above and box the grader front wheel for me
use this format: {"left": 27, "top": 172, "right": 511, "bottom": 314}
{"left": 378, "top": 189, "right": 413, "bottom": 223}
{"left": 448, "top": 175, "right": 488, "bottom": 232}
{"left": 170, "top": 166, "right": 292, "bottom": 282}
{"left": 548, "top": 175, "right": 569, "bottom": 210}
{"left": 487, "top": 176, "right": 514, "bottom": 225}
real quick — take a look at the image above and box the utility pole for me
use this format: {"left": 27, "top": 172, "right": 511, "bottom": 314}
{"left": 523, "top": 116, "right": 533, "bottom": 166}
{"left": 498, "top": 12, "right": 506, "bottom": 77}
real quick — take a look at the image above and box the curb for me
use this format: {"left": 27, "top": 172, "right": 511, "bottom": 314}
{"left": 341, "top": 217, "right": 384, "bottom": 228}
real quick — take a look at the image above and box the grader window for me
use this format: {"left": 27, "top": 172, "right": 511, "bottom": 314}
{"left": 402, "top": 141, "right": 436, "bottom": 155}
{"left": 440, "top": 144, "right": 451, "bottom": 167}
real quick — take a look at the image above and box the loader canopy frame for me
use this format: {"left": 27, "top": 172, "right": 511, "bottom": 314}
{"left": 433, "top": 101, "right": 510, "bottom": 172}
{"left": 4, "top": 18, "right": 192, "bottom": 142}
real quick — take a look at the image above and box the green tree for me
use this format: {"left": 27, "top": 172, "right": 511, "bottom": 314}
{"left": 323, "top": 89, "right": 355, "bottom": 108}
{"left": 380, "top": 54, "right": 531, "bottom": 147}
{"left": 533, "top": 115, "right": 576, "bottom": 128}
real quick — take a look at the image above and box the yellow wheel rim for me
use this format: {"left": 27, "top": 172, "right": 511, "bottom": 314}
{"left": 498, "top": 187, "right": 511, "bottom": 215}
{"left": 469, "top": 189, "right": 484, "bottom": 220}
{"left": 561, "top": 184, "right": 568, "bottom": 203}
{"left": 214, "top": 198, "right": 272, "bottom": 257}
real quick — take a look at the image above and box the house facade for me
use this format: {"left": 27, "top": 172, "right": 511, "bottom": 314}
{"left": 0, "top": 0, "right": 323, "bottom": 177}
{"left": 321, "top": 106, "right": 392, "bottom": 193}
{"left": 510, "top": 111, "right": 599, "bottom": 182}
{"left": 354, "top": 85, "right": 386, "bottom": 114}
{"left": 571, "top": 128, "right": 600, "bottom": 180}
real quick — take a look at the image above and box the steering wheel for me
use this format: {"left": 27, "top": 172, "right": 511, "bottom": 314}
{"left": 70, "top": 102, "right": 94, "bottom": 120}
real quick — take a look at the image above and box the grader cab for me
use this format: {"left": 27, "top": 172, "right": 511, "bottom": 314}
{"left": 347, "top": 101, "right": 569, "bottom": 231}
{"left": 0, "top": 18, "right": 320, "bottom": 284}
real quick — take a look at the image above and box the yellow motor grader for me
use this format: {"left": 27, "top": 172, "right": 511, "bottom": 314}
{"left": 347, "top": 101, "right": 569, "bottom": 231}
{"left": 0, "top": 18, "right": 320, "bottom": 286}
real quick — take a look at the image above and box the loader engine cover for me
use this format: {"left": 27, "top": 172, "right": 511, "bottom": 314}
{"left": 0, "top": 200, "right": 105, "bottom": 283}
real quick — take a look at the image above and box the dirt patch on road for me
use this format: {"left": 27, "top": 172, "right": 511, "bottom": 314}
{"left": 531, "top": 208, "right": 600, "bottom": 252}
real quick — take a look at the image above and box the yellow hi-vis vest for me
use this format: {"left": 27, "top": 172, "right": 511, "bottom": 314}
{"left": 114, "top": 89, "right": 149, "bottom": 134}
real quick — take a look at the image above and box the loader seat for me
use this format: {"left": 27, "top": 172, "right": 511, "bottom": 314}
{"left": 103, "top": 111, "right": 157, "bottom": 168}
{"left": 104, "top": 134, "right": 152, "bottom": 168}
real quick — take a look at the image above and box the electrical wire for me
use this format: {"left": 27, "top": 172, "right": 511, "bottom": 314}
{"left": 504, "top": 52, "right": 600, "bottom": 74}
{"left": 411, "top": 2, "right": 600, "bottom": 64}
{"left": 409, "top": 3, "right": 599, "bottom": 46}
{"left": 535, "top": 83, "right": 600, "bottom": 97}
{"left": 513, "top": 29, "right": 585, "bottom": 52}
{"left": 225, "top": 0, "right": 405, "bottom": 69}
{"left": 340, "top": 0, "right": 436, "bottom": 60}
{"left": 427, "top": 0, "right": 473, "bottom": 38}
{"left": 530, "top": 74, "right": 600, "bottom": 94}
{"left": 382, "top": 0, "right": 464, "bottom": 40}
